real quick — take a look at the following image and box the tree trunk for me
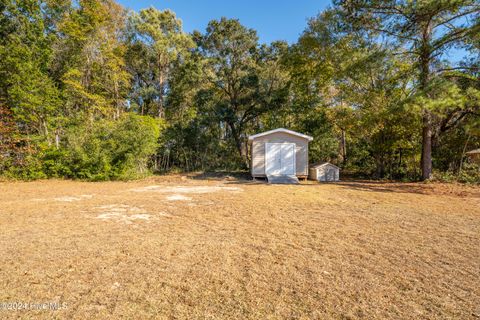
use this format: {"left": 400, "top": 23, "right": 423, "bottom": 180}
{"left": 459, "top": 134, "right": 471, "bottom": 175}
{"left": 158, "top": 57, "right": 168, "bottom": 119}
{"left": 341, "top": 129, "right": 347, "bottom": 164}
{"left": 397, "top": 148, "right": 403, "bottom": 176}
{"left": 229, "top": 122, "right": 249, "bottom": 169}
{"left": 375, "top": 155, "right": 385, "bottom": 179}
{"left": 158, "top": 73, "right": 165, "bottom": 118}
{"left": 114, "top": 80, "right": 120, "bottom": 120}
{"left": 55, "top": 128, "right": 60, "bottom": 149}
{"left": 421, "top": 113, "right": 433, "bottom": 180}
{"left": 42, "top": 119, "right": 51, "bottom": 146}
{"left": 419, "top": 21, "right": 433, "bottom": 180}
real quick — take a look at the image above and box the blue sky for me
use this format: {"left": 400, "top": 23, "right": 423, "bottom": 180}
{"left": 117, "top": 0, "right": 468, "bottom": 63}
{"left": 117, "top": 0, "right": 331, "bottom": 44}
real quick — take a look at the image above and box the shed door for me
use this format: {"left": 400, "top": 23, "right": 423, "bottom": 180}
{"left": 281, "top": 144, "right": 295, "bottom": 175}
{"left": 324, "top": 166, "right": 337, "bottom": 181}
{"left": 326, "top": 168, "right": 335, "bottom": 181}
{"left": 265, "top": 143, "right": 296, "bottom": 175}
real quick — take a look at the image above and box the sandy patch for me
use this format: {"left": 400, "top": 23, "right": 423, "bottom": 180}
{"left": 32, "top": 194, "right": 94, "bottom": 202}
{"left": 94, "top": 204, "right": 162, "bottom": 224}
{"left": 54, "top": 196, "right": 81, "bottom": 202}
{"left": 166, "top": 194, "right": 192, "bottom": 201}
{"left": 130, "top": 185, "right": 242, "bottom": 194}
{"left": 96, "top": 212, "right": 151, "bottom": 224}
{"left": 111, "top": 282, "right": 121, "bottom": 290}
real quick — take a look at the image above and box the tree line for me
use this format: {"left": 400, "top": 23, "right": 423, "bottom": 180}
{"left": 0, "top": 0, "right": 479, "bottom": 181}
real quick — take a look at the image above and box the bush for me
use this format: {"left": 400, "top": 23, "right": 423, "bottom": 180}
{"left": 434, "top": 162, "right": 480, "bottom": 184}
{"left": 63, "top": 114, "right": 163, "bottom": 180}
{"left": 3, "top": 153, "right": 47, "bottom": 180}
{"left": 4, "top": 114, "right": 163, "bottom": 180}
{"left": 457, "top": 162, "right": 480, "bottom": 184}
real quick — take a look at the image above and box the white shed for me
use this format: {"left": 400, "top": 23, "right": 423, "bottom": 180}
{"left": 248, "top": 128, "right": 313, "bottom": 180}
{"left": 309, "top": 162, "right": 340, "bottom": 182}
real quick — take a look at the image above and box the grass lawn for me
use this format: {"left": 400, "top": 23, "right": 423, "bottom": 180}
{"left": 0, "top": 176, "right": 479, "bottom": 319}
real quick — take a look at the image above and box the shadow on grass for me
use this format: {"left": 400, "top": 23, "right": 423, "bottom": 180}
{"left": 333, "top": 180, "right": 433, "bottom": 195}
{"left": 187, "top": 171, "right": 266, "bottom": 185}
{"left": 182, "top": 171, "right": 441, "bottom": 195}
{"left": 185, "top": 171, "right": 316, "bottom": 186}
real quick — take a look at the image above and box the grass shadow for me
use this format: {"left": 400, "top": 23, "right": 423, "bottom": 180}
{"left": 186, "top": 171, "right": 265, "bottom": 185}
{"left": 333, "top": 180, "right": 439, "bottom": 195}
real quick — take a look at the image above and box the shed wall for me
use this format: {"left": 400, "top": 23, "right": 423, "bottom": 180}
{"left": 251, "top": 132, "right": 309, "bottom": 176}
{"left": 309, "top": 165, "right": 340, "bottom": 182}
{"left": 468, "top": 153, "right": 480, "bottom": 163}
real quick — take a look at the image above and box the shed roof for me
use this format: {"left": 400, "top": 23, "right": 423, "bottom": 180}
{"left": 466, "top": 149, "right": 480, "bottom": 154}
{"left": 310, "top": 162, "right": 340, "bottom": 169}
{"left": 248, "top": 128, "right": 313, "bottom": 142}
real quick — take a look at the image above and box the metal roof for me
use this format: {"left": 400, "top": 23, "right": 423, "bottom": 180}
{"left": 248, "top": 128, "right": 313, "bottom": 142}
{"left": 466, "top": 149, "right": 480, "bottom": 154}
{"left": 310, "top": 162, "right": 340, "bottom": 169}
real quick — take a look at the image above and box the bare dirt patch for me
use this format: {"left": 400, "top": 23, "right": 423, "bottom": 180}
{"left": 0, "top": 178, "right": 479, "bottom": 319}
{"left": 166, "top": 194, "right": 192, "bottom": 201}
{"left": 94, "top": 204, "right": 158, "bottom": 224}
{"left": 130, "top": 185, "right": 243, "bottom": 194}
{"left": 54, "top": 194, "right": 94, "bottom": 202}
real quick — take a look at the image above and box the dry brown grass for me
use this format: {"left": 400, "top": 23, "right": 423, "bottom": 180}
{"left": 0, "top": 176, "right": 479, "bottom": 319}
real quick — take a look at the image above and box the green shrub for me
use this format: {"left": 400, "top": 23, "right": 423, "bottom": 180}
{"left": 4, "top": 114, "right": 163, "bottom": 180}
{"left": 457, "top": 162, "right": 480, "bottom": 184}
{"left": 62, "top": 114, "right": 163, "bottom": 180}
{"left": 434, "top": 162, "right": 480, "bottom": 184}
{"left": 3, "top": 153, "right": 47, "bottom": 180}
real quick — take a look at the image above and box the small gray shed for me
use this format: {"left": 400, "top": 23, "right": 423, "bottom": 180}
{"left": 309, "top": 162, "right": 340, "bottom": 182}
{"left": 248, "top": 128, "right": 313, "bottom": 179}
{"left": 466, "top": 149, "right": 480, "bottom": 163}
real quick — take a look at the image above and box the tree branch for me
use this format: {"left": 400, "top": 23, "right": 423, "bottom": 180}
{"left": 370, "top": 27, "right": 418, "bottom": 42}
{"left": 436, "top": 66, "right": 480, "bottom": 73}
{"left": 433, "top": 7, "right": 480, "bottom": 29}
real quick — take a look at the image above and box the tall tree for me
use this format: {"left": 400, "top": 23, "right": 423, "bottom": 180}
{"left": 196, "top": 18, "right": 290, "bottom": 166}
{"left": 283, "top": 9, "right": 359, "bottom": 164}
{"left": 0, "top": 0, "right": 60, "bottom": 138}
{"left": 53, "top": 0, "right": 130, "bottom": 120}
{"left": 337, "top": 0, "right": 480, "bottom": 179}
{"left": 128, "top": 7, "right": 194, "bottom": 118}
{"left": 289, "top": 9, "right": 418, "bottom": 176}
